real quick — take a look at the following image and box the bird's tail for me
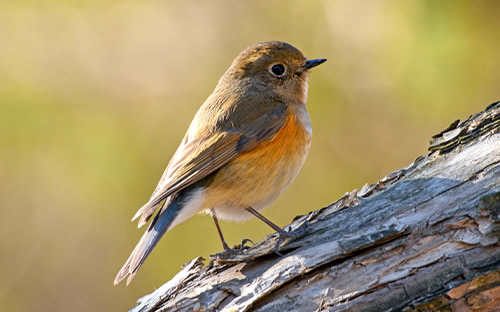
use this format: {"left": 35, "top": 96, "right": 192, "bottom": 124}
{"left": 114, "top": 196, "right": 182, "bottom": 286}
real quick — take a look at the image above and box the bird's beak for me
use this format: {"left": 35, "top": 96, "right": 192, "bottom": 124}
{"left": 303, "top": 58, "right": 327, "bottom": 70}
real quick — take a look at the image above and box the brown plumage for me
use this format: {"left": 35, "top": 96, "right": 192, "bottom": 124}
{"left": 115, "top": 41, "right": 326, "bottom": 285}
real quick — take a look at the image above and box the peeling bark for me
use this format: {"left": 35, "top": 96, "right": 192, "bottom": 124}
{"left": 130, "top": 102, "right": 500, "bottom": 312}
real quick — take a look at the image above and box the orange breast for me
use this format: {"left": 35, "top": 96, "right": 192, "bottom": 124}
{"left": 241, "top": 111, "right": 309, "bottom": 158}
{"left": 201, "top": 110, "right": 312, "bottom": 220}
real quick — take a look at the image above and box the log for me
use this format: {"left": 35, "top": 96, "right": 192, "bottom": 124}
{"left": 130, "top": 102, "right": 500, "bottom": 312}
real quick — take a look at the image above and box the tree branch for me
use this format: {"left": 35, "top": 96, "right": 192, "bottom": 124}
{"left": 130, "top": 102, "right": 500, "bottom": 312}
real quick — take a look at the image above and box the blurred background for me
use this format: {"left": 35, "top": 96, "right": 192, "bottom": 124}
{"left": 1, "top": 1, "right": 499, "bottom": 311}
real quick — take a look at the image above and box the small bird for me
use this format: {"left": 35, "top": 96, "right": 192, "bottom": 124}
{"left": 114, "top": 41, "right": 326, "bottom": 285}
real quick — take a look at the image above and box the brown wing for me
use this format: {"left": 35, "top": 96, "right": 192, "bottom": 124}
{"left": 132, "top": 103, "right": 288, "bottom": 228}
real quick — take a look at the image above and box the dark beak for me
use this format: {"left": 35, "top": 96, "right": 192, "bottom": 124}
{"left": 304, "top": 58, "right": 327, "bottom": 70}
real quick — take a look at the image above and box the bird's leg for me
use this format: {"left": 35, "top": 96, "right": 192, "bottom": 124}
{"left": 246, "top": 207, "right": 306, "bottom": 255}
{"left": 245, "top": 207, "right": 292, "bottom": 237}
{"left": 211, "top": 209, "right": 231, "bottom": 251}
{"left": 211, "top": 209, "right": 253, "bottom": 262}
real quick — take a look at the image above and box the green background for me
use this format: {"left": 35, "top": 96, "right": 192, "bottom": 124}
{"left": 1, "top": 1, "right": 499, "bottom": 311}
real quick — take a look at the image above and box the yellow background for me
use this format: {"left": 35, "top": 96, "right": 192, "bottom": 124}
{"left": 1, "top": 1, "right": 499, "bottom": 311}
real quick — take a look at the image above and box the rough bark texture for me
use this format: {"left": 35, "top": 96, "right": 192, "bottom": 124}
{"left": 130, "top": 102, "right": 500, "bottom": 312}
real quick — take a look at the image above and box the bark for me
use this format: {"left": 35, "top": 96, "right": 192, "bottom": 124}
{"left": 130, "top": 102, "right": 500, "bottom": 312}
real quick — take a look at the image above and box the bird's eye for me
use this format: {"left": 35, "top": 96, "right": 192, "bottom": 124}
{"left": 269, "top": 64, "right": 286, "bottom": 77}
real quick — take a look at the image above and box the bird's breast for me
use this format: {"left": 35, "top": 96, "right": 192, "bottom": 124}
{"left": 201, "top": 107, "right": 312, "bottom": 220}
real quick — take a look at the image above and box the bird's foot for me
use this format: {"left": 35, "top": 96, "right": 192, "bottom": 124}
{"left": 233, "top": 238, "right": 254, "bottom": 250}
{"left": 212, "top": 238, "right": 254, "bottom": 260}
{"left": 272, "top": 225, "right": 307, "bottom": 256}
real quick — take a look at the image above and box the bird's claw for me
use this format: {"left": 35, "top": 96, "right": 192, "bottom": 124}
{"left": 234, "top": 238, "right": 254, "bottom": 250}
{"left": 272, "top": 226, "right": 307, "bottom": 256}
{"left": 212, "top": 247, "right": 238, "bottom": 260}
{"left": 212, "top": 238, "right": 254, "bottom": 260}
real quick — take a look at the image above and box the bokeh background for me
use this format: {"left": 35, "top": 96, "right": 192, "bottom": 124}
{"left": 1, "top": 1, "right": 499, "bottom": 311}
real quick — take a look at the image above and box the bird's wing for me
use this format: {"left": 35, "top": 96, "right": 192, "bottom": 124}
{"left": 132, "top": 104, "right": 288, "bottom": 227}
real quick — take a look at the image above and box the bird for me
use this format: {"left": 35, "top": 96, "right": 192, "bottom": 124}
{"left": 114, "top": 41, "right": 326, "bottom": 286}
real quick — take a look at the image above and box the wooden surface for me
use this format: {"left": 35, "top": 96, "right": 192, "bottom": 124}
{"left": 130, "top": 102, "right": 500, "bottom": 312}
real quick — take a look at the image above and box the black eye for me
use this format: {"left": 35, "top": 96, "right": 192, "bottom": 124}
{"left": 269, "top": 64, "right": 286, "bottom": 77}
